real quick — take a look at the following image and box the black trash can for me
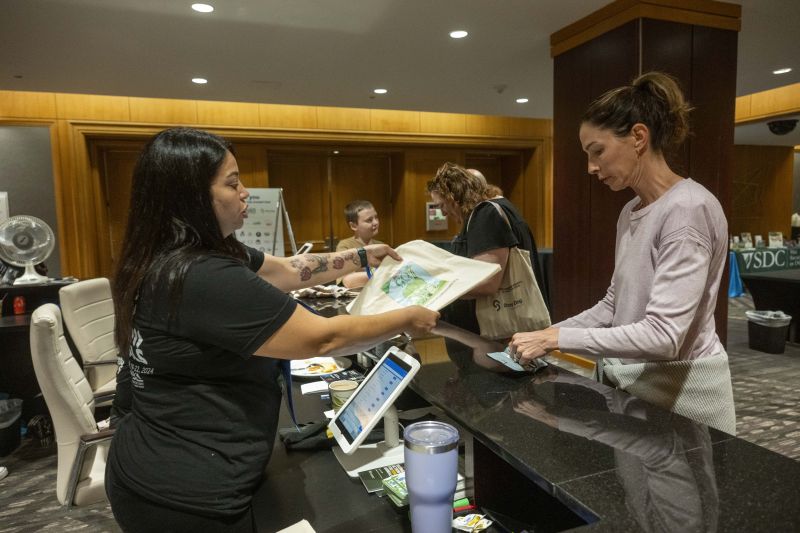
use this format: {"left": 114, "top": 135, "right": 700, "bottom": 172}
{"left": 746, "top": 311, "right": 791, "bottom": 354}
{"left": 0, "top": 398, "right": 23, "bottom": 457}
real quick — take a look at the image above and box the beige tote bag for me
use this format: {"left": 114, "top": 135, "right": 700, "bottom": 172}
{"left": 346, "top": 239, "right": 500, "bottom": 315}
{"left": 469, "top": 202, "right": 551, "bottom": 340}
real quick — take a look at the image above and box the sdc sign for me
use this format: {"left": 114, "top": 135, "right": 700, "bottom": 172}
{"left": 736, "top": 248, "right": 800, "bottom": 273}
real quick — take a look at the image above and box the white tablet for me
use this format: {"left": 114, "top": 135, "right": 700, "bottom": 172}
{"left": 328, "top": 346, "right": 420, "bottom": 454}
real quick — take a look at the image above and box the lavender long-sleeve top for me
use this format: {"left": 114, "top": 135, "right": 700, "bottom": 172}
{"left": 557, "top": 179, "right": 727, "bottom": 362}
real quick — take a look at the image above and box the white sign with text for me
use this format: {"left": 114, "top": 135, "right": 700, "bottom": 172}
{"left": 235, "top": 188, "right": 284, "bottom": 256}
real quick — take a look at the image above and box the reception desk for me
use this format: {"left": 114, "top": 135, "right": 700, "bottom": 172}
{"left": 255, "top": 299, "right": 800, "bottom": 532}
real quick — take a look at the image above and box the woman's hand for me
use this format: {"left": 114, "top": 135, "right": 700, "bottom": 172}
{"left": 509, "top": 327, "right": 559, "bottom": 365}
{"left": 404, "top": 306, "right": 440, "bottom": 337}
{"left": 363, "top": 244, "right": 402, "bottom": 267}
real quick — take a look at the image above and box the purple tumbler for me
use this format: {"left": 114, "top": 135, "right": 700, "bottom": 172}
{"left": 404, "top": 421, "right": 460, "bottom": 533}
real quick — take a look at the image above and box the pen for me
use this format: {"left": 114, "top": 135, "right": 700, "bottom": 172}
{"left": 366, "top": 266, "right": 372, "bottom": 279}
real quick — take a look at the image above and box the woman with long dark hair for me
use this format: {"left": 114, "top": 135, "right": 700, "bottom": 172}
{"left": 509, "top": 72, "right": 735, "bottom": 434}
{"left": 106, "top": 127, "right": 438, "bottom": 531}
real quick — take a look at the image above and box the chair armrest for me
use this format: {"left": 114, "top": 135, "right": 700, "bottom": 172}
{"left": 80, "top": 428, "right": 115, "bottom": 444}
{"left": 66, "top": 428, "right": 116, "bottom": 507}
{"left": 82, "top": 360, "right": 119, "bottom": 368}
{"left": 93, "top": 391, "right": 115, "bottom": 404}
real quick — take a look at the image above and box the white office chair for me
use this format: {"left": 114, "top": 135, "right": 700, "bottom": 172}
{"left": 59, "top": 278, "right": 118, "bottom": 404}
{"left": 30, "top": 304, "right": 113, "bottom": 507}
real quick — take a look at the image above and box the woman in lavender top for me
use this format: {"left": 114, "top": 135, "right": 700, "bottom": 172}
{"left": 509, "top": 72, "right": 735, "bottom": 434}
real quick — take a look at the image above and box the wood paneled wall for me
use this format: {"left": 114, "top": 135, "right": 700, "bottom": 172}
{"left": 735, "top": 83, "right": 800, "bottom": 124}
{"left": 553, "top": 21, "right": 640, "bottom": 324}
{"left": 396, "top": 149, "right": 464, "bottom": 246}
{"left": 0, "top": 90, "right": 552, "bottom": 279}
{"left": 0, "top": 91, "right": 553, "bottom": 138}
{"left": 731, "top": 145, "right": 795, "bottom": 238}
{"left": 552, "top": 6, "right": 738, "bottom": 343}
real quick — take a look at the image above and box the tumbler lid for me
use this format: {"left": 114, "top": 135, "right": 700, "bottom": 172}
{"left": 404, "top": 421, "right": 459, "bottom": 454}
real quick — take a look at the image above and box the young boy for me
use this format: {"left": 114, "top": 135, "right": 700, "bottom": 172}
{"left": 336, "top": 200, "right": 382, "bottom": 288}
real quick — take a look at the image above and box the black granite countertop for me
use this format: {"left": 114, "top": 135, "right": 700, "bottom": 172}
{"left": 407, "top": 322, "right": 800, "bottom": 532}
{"left": 290, "top": 297, "right": 800, "bottom": 531}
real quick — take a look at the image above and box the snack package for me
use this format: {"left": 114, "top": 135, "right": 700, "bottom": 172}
{"left": 453, "top": 513, "right": 493, "bottom": 532}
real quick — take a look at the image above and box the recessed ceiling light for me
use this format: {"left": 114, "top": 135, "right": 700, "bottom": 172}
{"left": 516, "top": 98, "right": 529, "bottom": 104}
{"left": 192, "top": 78, "right": 208, "bottom": 84}
{"left": 450, "top": 30, "right": 468, "bottom": 39}
{"left": 373, "top": 88, "right": 388, "bottom": 94}
{"left": 773, "top": 67, "right": 792, "bottom": 75}
{"left": 191, "top": 3, "right": 214, "bottom": 13}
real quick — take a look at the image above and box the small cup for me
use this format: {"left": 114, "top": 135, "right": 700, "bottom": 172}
{"left": 329, "top": 379, "right": 358, "bottom": 412}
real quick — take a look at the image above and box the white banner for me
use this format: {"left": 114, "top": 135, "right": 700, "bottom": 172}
{"left": 236, "top": 188, "right": 284, "bottom": 256}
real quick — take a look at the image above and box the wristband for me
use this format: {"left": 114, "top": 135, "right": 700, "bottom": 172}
{"left": 356, "top": 247, "right": 369, "bottom": 268}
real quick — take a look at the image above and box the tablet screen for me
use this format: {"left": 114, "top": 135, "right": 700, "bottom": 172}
{"left": 334, "top": 353, "right": 412, "bottom": 444}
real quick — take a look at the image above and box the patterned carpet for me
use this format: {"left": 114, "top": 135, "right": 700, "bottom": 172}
{"left": 0, "top": 295, "right": 798, "bottom": 532}
{"left": 0, "top": 444, "right": 117, "bottom": 532}
{"left": 727, "top": 294, "right": 800, "bottom": 460}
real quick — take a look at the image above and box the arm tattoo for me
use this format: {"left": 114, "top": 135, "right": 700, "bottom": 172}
{"left": 291, "top": 255, "right": 329, "bottom": 282}
{"left": 331, "top": 251, "right": 359, "bottom": 270}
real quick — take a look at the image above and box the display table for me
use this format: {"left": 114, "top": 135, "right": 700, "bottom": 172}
{"left": 728, "top": 251, "right": 744, "bottom": 297}
{"left": 253, "top": 299, "right": 800, "bottom": 532}
{"left": 740, "top": 269, "right": 800, "bottom": 343}
{"left": 732, "top": 247, "right": 800, "bottom": 274}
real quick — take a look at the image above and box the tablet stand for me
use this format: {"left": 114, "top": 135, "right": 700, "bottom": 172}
{"left": 333, "top": 405, "right": 404, "bottom": 478}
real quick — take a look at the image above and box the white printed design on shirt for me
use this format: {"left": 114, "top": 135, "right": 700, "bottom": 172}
{"left": 129, "top": 327, "right": 152, "bottom": 389}
{"left": 129, "top": 328, "right": 147, "bottom": 364}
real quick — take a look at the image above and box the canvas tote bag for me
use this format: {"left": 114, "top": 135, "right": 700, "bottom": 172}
{"left": 468, "top": 201, "right": 551, "bottom": 340}
{"left": 346, "top": 240, "right": 500, "bottom": 315}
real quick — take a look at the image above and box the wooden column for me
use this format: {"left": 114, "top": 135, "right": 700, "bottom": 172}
{"left": 551, "top": 0, "right": 740, "bottom": 344}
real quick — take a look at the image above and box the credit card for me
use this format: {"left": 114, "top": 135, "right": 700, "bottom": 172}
{"left": 487, "top": 351, "right": 526, "bottom": 371}
{"left": 487, "top": 350, "right": 549, "bottom": 372}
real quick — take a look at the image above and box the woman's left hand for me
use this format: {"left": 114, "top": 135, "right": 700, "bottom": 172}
{"left": 509, "top": 327, "right": 559, "bottom": 366}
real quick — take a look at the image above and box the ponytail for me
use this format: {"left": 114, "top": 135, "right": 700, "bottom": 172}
{"left": 582, "top": 71, "right": 692, "bottom": 153}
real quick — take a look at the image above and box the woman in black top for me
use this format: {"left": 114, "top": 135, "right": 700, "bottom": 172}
{"left": 426, "top": 162, "right": 547, "bottom": 335}
{"left": 106, "top": 128, "right": 438, "bottom": 532}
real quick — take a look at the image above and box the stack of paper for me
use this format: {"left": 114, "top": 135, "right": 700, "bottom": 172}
{"left": 382, "top": 472, "right": 408, "bottom": 507}
{"left": 357, "top": 463, "right": 404, "bottom": 493}
{"left": 381, "top": 472, "right": 467, "bottom": 509}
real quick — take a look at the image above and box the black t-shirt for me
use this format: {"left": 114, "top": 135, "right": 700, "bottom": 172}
{"left": 110, "top": 246, "right": 266, "bottom": 424}
{"left": 108, "top": 246, "right": 295, "bottom": 517}
{"left": 487, "top": 199, "right": 546, "bottom": 306}
{"left": 443, "top": 198, "right": 547, "bottom": 333}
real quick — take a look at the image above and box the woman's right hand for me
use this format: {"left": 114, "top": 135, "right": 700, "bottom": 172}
{"left": 403, "top": 306, "right": 440, "bottom": 337}
{"left": 363, "top": 243, "right": 402, "bottom": 267}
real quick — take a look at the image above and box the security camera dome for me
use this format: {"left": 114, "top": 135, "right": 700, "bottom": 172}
{"left": 767, "top": 119, "right": 798, "bottom": 135}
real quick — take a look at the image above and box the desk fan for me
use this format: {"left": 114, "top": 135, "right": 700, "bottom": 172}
{"left": 0, "top": 215, "right": 54, "bottom": 285}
